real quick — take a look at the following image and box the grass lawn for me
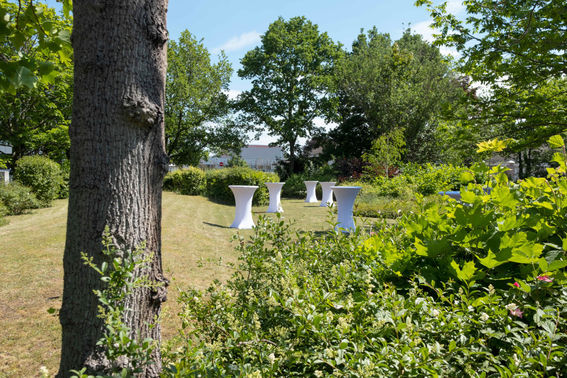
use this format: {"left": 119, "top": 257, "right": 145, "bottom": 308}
{"left": 0, "top": 191, "right": 346, "bottom": 377}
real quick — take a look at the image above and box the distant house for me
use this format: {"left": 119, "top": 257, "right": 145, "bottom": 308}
{"left": 0, "top": 143, "right": 12, "bottom": 183}
{"left": 200, "top": 145, "right": 284, "bottom": 172}
{"left": 0, "top": 143, "right": 12, "bottom": 155}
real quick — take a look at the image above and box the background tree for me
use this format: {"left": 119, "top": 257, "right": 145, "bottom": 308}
{"left": 237, "top": 16, "right": 343, "bottom": 175}
{"left": 362, "top": 127, "right": 406, "bottom": 178}
{"left": 326, "top": 28, "right": 462, "bottom": 165}
{"left": 0, "top": 72, "right": 72, "bottom": 169}
{"left": 417, "top": 0, "right": 567, "bottom": 176}
{"left": 166, "top": 30, "right": 247, "bottom": 166}
{"left": 0, "top": 0, "right": 72, "bottom": 93}
{"left": 58, "top": 0, "right": 168, "bottom": 376}
{"left": 0, "top": 1, "right": 72, "bottom": 169}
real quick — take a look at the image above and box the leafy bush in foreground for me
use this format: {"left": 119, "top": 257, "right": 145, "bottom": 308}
{"left": 164, "top": 215, "right": 566, "bottom": 376}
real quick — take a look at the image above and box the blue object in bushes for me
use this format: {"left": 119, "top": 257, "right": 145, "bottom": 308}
{"left": 438, "top": 191, "right": 461, "bottom": 200}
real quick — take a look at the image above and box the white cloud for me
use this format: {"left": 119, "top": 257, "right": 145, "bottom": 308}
{"left": 411, "top": 20, "right": 461, "bottom": 58}
{"left": 446, "top": 0, "right": 465, "bottom": 15}
{"left": 313, "top": 117, "right": 337, "bottom": 132}
{"left": 213, "top": 31, "right": 261, "bottom": 54}
{"left": 223, "top": 89, "right": 242, "bottom": 101}
{"left": 411, "top": 20, "right": 435, "bottom": 43}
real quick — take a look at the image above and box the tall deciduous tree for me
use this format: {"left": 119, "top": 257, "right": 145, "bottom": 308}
{"left": 166, "top": 30, "right": 246, "bottom": 166}
{"left": 237, "top": 16, "right": 343, "bottom": 175}
{"left": 416, "top": 0, "right": 567, "bottom": 167}
{"left": 58, "top": 0, "right": 168, "bottom": 376}
{"left": 327, "top": 28, "right": 462, "bottom": 163}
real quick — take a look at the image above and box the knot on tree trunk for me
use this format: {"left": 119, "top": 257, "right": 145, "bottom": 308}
{"left": 123, "top": 95, "right": 160, "bottom": 129}
{"left": 145, "top": 2, "right": 168, "bottom": 46}
{"left": 151, "top": 273, "right": 169, "bottom": 304}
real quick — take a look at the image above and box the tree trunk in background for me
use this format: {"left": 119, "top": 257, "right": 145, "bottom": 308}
{"left": 58, "top": 0, "right": 169, "bottom": 376}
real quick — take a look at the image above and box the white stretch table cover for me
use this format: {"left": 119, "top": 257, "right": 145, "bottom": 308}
{"left": 265, "top": 182, "right": 285, "bottom": 213}
{"left": 331, "top": 186, "right": 361, "bottom": 232}
{"left": 304, "top": 180, "right": 319, "bottom": 203}
{"left": 229, "top": 185, "right": 258, "bottom": 229}
{"left": 319, "top": 181, "right": 336, "bottom": 207}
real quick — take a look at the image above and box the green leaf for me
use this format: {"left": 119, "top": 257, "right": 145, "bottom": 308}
{"left": 11, "top": 66, "right": 37, "bottom": 89}
{"left": 492, "top": 186, "right": 517, "bottom": 208}
{"left": 476, "top": 138, "right": 508, "bottom": 153}
{"left": 548, "top": 135, "right": 565, "bottom": 148}
{"left": 509, "top": 243, "right": 543, "bottom": 264}
{"left": 460, "top": 190, "right": 476, "bottom": 204}
{"left": 450, "top": 260, "right": 477, "bottom": 282}
{"left": 459, "top": 171, "right": 475, "bottom": 183}
{"left": 478, "top": 250, "right": 507, "bottom": 269}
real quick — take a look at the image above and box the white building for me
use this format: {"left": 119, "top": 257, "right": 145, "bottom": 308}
{"left": 200, "top": 145, "right": 284, "bottom": 172}
{"left": 0, "top": 143, "right": 12, "bottom": 183}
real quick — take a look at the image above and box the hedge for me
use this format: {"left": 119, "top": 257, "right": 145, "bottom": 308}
{"left": 163, "top": 167, "right": 206, "bottom": 195}
{"left": 205, "top": 167, "right": 279, "bottom": 205}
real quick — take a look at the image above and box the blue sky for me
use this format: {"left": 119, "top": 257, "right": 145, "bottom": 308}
{"left": 167, "top": 0, "right": 464, "bottom": 94}
{"left": 45, "top": 0, "right": 465, "bottom": 144}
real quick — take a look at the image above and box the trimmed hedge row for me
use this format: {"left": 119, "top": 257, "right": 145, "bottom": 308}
{"left": 163, "top": 167, "right": 206, "bottom": 195}
{"left": 205, "top": 167, "right": 279, "bottom": 206}
{"left": 163, "top": 166, "right": 280, "bottom": 206}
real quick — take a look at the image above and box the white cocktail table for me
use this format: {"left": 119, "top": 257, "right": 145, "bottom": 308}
{"left": 331, "top": 186, "right": 361, "bottom": 232}
{"left": 319, "top": 181, "right": 336, "bottom": 207}
{"left": 304, "top": 181, "right": 318, "bottom": 203}
{"left": 265, "top": 182, "right": 285, "bottom": 213}
{"left": 229, "top": 185, "right": 258, "bottom": 229}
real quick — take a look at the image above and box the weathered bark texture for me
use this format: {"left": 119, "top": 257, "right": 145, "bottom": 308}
{"left": 58, "top": 0, "right": 169, "bottom": 376}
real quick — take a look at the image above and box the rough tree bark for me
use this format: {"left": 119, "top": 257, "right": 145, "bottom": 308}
{"left": 58, "top": 0, "right": 169, "bottom": 376}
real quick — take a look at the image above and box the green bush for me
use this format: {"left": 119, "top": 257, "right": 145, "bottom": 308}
{"left": 0, "top": 182, "right": 40, "bottom": 215}
{"left": 282, "top": 165, "right": 337, "bottom": 199}
{"left": 205, "top": 167, "right": 279, "bottom": 205}
{"left": 164, "top": 215, "right": 566, "bottom": 376}
{"left": 57, "top": 160, "right": 70, "bottom": 199}
{"left": 362, "top": 161, "right": 567, "bottom": 287}
{"left": 13, "top": 155, "right": 63, "bottom": 206}
{"left": 163, "top": 167, "right": 206, "bottom": 195}
{"left": 0, "top": 200, "right": 8, "bottom": 226}
{"left": 282, "top": 173, "right": 309, "bottom": 198}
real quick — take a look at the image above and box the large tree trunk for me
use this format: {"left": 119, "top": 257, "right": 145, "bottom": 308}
{"left": 58, "top": 0, "right": 169, "bottom": 376}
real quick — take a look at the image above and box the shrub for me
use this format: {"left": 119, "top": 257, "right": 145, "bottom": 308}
{"left": 0, "top": 200, "right": 8, "bottom": 226}
{"left": 362, "top": 160, "right": 567, "bottom": 287}
{"left": 13, "top": 155, "right": 63, "bottom": 206}
{"left": 281, "top": 173, "right": 308, "bottom": 198}
{"left": 57, "top": 160, "right": 70, "bottom": 199}
{"left": 164, "top": 215, "right": 566, "bottom": 376}
{"left": 282, "top": 165, "right": 337, "bottom": 199}
{"left": 163, "top": 167, "right": 206, "bottom": 195}
{"left": 205, "top": 167, "right": 278, "bottom": 205}
{"left": 0, "top": 182, "right": 40, "bottom": 215}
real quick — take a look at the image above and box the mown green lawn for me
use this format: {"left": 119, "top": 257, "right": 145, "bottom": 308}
{"left": 0, "top": 192, "right": 344, "bottom": 377}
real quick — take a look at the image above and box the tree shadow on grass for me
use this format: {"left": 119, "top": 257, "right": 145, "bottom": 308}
{"left": 202, "top": 221, "right": 230, "bottom": 229}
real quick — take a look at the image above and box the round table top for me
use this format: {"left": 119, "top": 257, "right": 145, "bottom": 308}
{"left": 331, "top": 186, "right": 362, "bottom": 190}
{"left": 229, "top": 185, "right": 259, "bottom": 189}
